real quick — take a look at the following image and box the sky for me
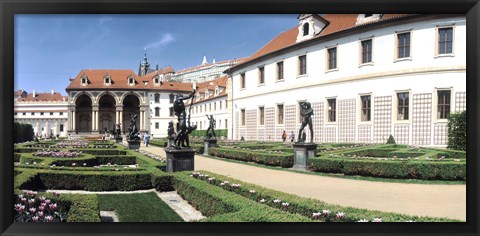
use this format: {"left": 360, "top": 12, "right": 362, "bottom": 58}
{"left": 14, "top": 14, "right": 299, "bottom": 95}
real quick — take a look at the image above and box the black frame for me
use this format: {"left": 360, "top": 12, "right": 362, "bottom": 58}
{"left": 1, "top": 0, "right": 479, "bottom": 236}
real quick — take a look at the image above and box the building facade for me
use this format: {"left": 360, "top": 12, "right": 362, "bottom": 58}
{"left": 171, "top": 56, "right": 242, "bottom": 83}
{"left": 226, "top": 14, "right": 466, "bottom": 146}
{"left": 14, "top": 90, "right": 69, "bottom": 137}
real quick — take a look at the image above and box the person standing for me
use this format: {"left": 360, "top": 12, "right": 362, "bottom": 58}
{"left": 282, "top": 130, "right": 287, "bottom": 142}
{"left": 289, "top": 131, "right": 295, "bottom": 143}
{"left": 144, "top": 131, "right": 150, "bottom": 147}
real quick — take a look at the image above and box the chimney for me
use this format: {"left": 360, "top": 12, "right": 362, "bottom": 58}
{"left": 213, "top": 57, "right": 216, "bottom": 64}
{"left": 51, "top": 89, "right": 54, "bottom": 95}
{"left": 202, "top": 55, "right": 208, "bottom": 65}
{"left": 32, "top": 90, "right": 36, "bottom": 97}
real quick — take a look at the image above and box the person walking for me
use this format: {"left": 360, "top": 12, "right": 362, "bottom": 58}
{"left": 282, "top": 130, "right": 287, "bottom": 142}
{"left": 144, "top": 131, "right": 150, "bottom": 147}
{"left": 289, "top": 131, "right": 295, "bottom": 143}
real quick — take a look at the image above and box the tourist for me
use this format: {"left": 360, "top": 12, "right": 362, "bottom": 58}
{"left": 282, "top": 130, "right": 287, "bottom": 142}
{"left": 144, "top": 131, "right": 150, "bottom": 147}
{"left": 289, "top": 131, "right": 295, "bottom": 143}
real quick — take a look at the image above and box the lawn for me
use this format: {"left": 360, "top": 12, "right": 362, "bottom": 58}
{"left": 97, "top": 192, "right": 184, "bottom": 222}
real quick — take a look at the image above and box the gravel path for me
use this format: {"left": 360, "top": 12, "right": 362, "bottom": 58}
{"left": 141, "top": 145, "right": 466, "bottom": 221}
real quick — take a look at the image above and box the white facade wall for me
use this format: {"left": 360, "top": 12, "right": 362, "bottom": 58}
{"left": 14, "top": 102, "right": 69, "bottom": 137}
{"left": 230, "top": 16, "right": 466, "bottom": 146}
{"left": 172, "top": 62, "right": 234, "bottom": 83}
{"left": 147, "top": 91, "right": 188, "bottom": 138}
{"left": 189, "top": 96, "right": 229, "bottom": 135}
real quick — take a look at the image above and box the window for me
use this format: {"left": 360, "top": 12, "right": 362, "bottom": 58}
{"left": 200, "top": 106, "right": 202, "bottom": 113}
{"left": 50, "top": 112, "right": 53, "bottom": 116}
{"left": 327, "top": 99, "right": 336, "bottom": 122}
{"left": 258, "top": 67, "right": 265, "bottom": 84}
{"left": 277, "top": 61, "right": 284, "bottom": 80}
{"left": 169, "top": 94, "right": 174, "bottom": 103}
{"left": 438, "top": 27, "right": 453, "bottom": 55}
{"left": 277, "top": 104, "right": 284, "bottom": 124}
{"left": 298, "top": 55, "right": 307, "bottom": 75}
{"left": 220, "top": 101, "right": 222, "bottom": 109}
{"left": 241, "top": 109, "right": 246, "bottom": 126}
{"left": 327, "top": 47, "right": 337, "bottom": 70}
{"left": 23, "top": 112, "right": 26, "bottom": 116}
{"left": 14, "top": 112, "right": 17, "bottom": 116}
{"left": 154, "top": 77, "right": 159, "bottom": 84}
{"left": 259, "top": 107, "right": 265, "bottom": 125}
{"left": 81, "top": 76, "right": 88, "bottom": 85}
{"left": 40, "top": 112, "right": 44, "bottom": 116}
{"left": 225, "top": 100, "right": 228, "bottom": 108}
{"left": 169, "top": 107, "right": 174, "bottom": 117}
{"left": 225, "top": 119, "right": 228, "bottom": 129}
{"left": 240, "top": 73, "right": 246, "bottom": 89}
{"left": 397, "top": 92, "right": 409, "bottom": 120}
{"left": 155, "top": 122, "right": 159, "bottom": 129}
{"left": 31, "top": 112, "right": 35, "bottom": 115}
{"left": 361, "top": 39, "right": 373, "bottom": 64}
{"left": 60, "top": 124, "right": 64, "bottom": 132}
{"left": 397, "top": 32, "right": 411, "bottom": 58}
{"left": 59, "top": 112, "right": 63, "bottom": 116}
{"left": 154, "top": 93, "right": 160, "bottom": 103}
{"left": 437, "top": 90, "right": 451, "bottom": 119}
{"left": 104, "top": 76, "right": 111, "bottom": 85}
{"left": 214, "top": 103, "right": 217, "bottom": 111}
{"left": 360, "top": 95, "right": 371, "bottom": 121}
{"left": 196, "top": 107, "right": 198, "bottom": 113}
{"left": 128, "top": 76, "right": 135, "bottom": 85}
{"left": 155, "top": 107, "right": 160, "bottom": 117}
{"left": 303, "top": 23, "right": 309, "bottom": 36}
{"left": 209, "top": 104, "right": 211, "bottom": 111}
{"left": 364, "top": 14, "right": 373, "bottom": 17}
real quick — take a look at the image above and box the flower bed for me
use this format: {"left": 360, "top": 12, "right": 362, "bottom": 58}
{"left": 33, "top": 150, "right": 82, "bottom": 158}
{"left": 55, "top": 141, "right": 88, "bottom": 148}
{"left": 209, "top": 147, "right": 293, "bottom": 168}
{"left": 14, "top": 190, "right": 67, "bottom": 222}
{"left": 188, "top": 171, "right": 457, "bottom": 222}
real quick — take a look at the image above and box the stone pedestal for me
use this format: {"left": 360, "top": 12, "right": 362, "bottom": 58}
{"left": 114, "top": 137, "right": 123, "bottom": 143}
{"left": 127, "top": 140, "right": 141, "bottom": 149}
{"left": 203, "top": 138, "right": 218, "bottom": 155}
{"left": 292, "top": 143, "right": 317, "bottom": 171}
{"left": 164, "top": 147, "right": 195, "bottom": 172}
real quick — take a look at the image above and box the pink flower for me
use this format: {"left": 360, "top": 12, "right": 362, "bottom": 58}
{"left": 28, "top": 199, "right": 35, "bottom": 206}
{"left": 336, "top": 212, "right": 345, "bottom": 219}
{"left": 37, "top": 211, "right": 44, "bottom": 218}
{"left": 48, "top": 203, "right": 57, "bottom": 211}
{"left": 45, "top": 215, "right": 53, "bottom": 222}
{"left": 373, "top": 218, "right": 382, "bottom": 222}
{"left": 29, "top": 207, "right": 36, "bottom": 214}
{"left": 39, "top": 196, "right": 46, "bottom": 202}
{"left": 312, "top": 212, "right": 322, "bottom": 219}
{"left": 44, "top": 199, "right": 51, "bottom": 204}
{"left": 38, "top": 205, "right": 45, "bottom": 211}
{"left": 20, "top": 197, "right": 27, "bottom": 203}
{"left": 322, "top": 210, "right": 331, "bottom": 216}
{"left": 32, "top": 216, "right": 39, "bottom": 222}
{"left": 14, "top": 204, "right": 25, "bottom": 213}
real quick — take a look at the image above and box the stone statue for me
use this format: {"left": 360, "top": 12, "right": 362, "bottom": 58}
{"left": 128, "top": 114, "right": 140, "bottom": 141}
{"left": 114, "top": 123, "right": 121, "bottom": 138}
{"left": 205, "top": 114, "right": 216, "bottom": 139}
{"left": 172, "top": 90, "right": 196, "bottom": 148}
{"left": 297, "top": 101, "right": 314, "bottom": 143}
{"left": 167, "top": 121, "right": 176, "bottom": 139}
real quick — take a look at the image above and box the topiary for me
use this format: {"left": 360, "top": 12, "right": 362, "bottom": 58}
{"left": 386, "top": 134, "right": 396, "bottom": 144}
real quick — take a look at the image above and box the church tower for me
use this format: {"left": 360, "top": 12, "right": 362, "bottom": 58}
{"left": 138, "top": 50, "right": 151, "bottom": 76}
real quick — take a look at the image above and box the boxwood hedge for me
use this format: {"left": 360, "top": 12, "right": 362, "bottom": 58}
{"left": 209, "top": 147, "right": 293, "bottom": 168}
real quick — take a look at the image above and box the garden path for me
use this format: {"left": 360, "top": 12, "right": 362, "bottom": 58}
{"left": 141, "top": 145, "right": 466, "bottom": 221}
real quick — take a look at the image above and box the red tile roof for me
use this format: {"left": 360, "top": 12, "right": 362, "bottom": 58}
{"left": 186, "top": 76, "right": 228, "bottom": 105}
{"left": 14, "top": 90, "right": 26, "bottom": 96}
{"left": 145, "top": 66, "right": 175, "bottom": 76}
{"left": 17, "top": 92, "right": 67, "bottom": 102}
{"left": 233, "top": 14, "right": 413, "bottom": 70}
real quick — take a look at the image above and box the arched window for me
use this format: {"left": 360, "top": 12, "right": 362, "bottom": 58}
{"left": 155, "top": 107, "right": 160, "bottom": 117}
{"left": 303, "top": 23, "right": 310, "bottom": 36}
{"left": 154, "top": 93, "right": 160, "bottom": 103}
{"left": 169, "top": 94, "right": 174, "bottom": 104}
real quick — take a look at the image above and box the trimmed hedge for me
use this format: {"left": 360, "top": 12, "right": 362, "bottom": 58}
{"left": 61, "top": 194, "right": 101, "bottom": 222}
{"left": 14, "top": 153, "right": 21, "bottom": 162}
{"left": 436, "top": 150, "right": 466, "bottom": 159}
{"left": 73, "top": 149, "right": 127, "bottom": 156}
{"left": 209, "top": 147, "right": 293, "bottom": 168}
{"left": 173, "top": 172, "right": 311, "bottom": 222}
{"left": 189, "top": 129, "right": 228, "bottom": 138}
{"left": 14, "top": 122, "right": 34, "bottom": 143}
{"left": 96, "top": 155, "right": 137, "bottom": 165}
{"left": 341, "top": 148, "right": 400, "bottom": 158}
{"left": 309, "top": 157, "right": 466, "bottom": 180}
{"left": 191, "top": 171, "right": 457, "bottom": 222}
{"left": 448, "top": 111, "right": 466, "bottom": 151}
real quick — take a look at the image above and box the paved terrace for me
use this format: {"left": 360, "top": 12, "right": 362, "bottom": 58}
{"left": 140, "top": 145, "right": 466, "bottom": 221}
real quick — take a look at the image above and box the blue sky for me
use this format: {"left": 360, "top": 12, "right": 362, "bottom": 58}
{"left": 14, "top": 14, "right": 298, "bottom": 95}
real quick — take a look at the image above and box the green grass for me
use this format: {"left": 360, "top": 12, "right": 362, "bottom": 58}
{"left": 97, "top": 192, "right": 184, "bottom": 222}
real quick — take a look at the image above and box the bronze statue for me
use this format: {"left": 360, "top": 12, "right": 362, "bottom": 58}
{"left": 172, "top": 90, "right": 196, "bottom": 148}
{"left": 297, "top": 101, "right": 314, "bottom": 143}
{"left": 205, "top": 114, "right": 216, "bottom": 139}
{"left": 167, "top": 121, "right": 176, "bottom": 139}
{"left": 128, "top": 114, "right": 140, "bottom": 141}
{"left": 114, "top": 123, "right": 122, "bottom": 138}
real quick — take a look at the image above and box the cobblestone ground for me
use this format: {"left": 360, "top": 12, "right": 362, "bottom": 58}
{"left": 141, "top": 145, "right": 466, "bottom": 221}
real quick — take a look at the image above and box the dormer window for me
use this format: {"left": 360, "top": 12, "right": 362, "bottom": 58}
{"left": 303, "top": 23, "right": 310, "bottom": 36}
{"left": 104, "top": 75, "right": 112, "bottom": 86}
{"left": 205, "top": 89, "right": 209, "bottom": 98}
{"left": 81, "top": 76, "right": 88, "bottom": 86}
{"left": 356, "top": 14, "right": 383, "bottom": 25}
{"left": 215, "top": 86, "right": 220, "bottom": 96}
{"left": 128, "top": 75, "right": 135, "bottom": 86}
{"left": 153, "top": 75, "right": 160, "bottom": 85}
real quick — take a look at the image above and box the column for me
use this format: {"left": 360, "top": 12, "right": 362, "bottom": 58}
{"left": 72, "top": 111, "right": 76, "bottom": 132}
{"left": 139, "top": 110, "right": 144, "bottom": 131}
{"left": 54, "top": 120, "right": 58, "bottom": 136}
{"left": 92, "top": 105, "right": 99, "bottom": 132}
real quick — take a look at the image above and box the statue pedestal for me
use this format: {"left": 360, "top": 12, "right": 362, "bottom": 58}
{"left": 203, "top": 138, "right": 218, "bottom": 155}
{"left": 114, "top": 137, "right": 123, "bottom": 143}
{"left": 164, "top": 147, "right": 195, "bottom": 172}
{"left": 127, "top": 140, "right": 141, "bottom": 149}
{"left": 292, "top": 143, "right": 317, "bottom": 171}
{"left": 167, "top": 137, "right": 174, "bottom": 148}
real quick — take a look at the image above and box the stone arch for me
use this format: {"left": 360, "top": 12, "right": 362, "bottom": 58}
{"left": 75, "top": 94, "right": 93, "bottom": 132}
{"left": 96, "top": 91, "right": 121, "bottom": 106}
{"left": 119, "top": 91, "right": 145, "bottom": 105}
{"left": 71, "top": 91, "right": 95, "bottom": 106}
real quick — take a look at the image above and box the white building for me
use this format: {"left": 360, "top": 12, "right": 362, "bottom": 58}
{"left": 171, "top": 56, "right": 243, "bottom": 83}
{"left": 226, "top": 14, "right": 466, "bottom": 146}
{"left": 186, "top": 76, "right": 229, "bottom": 136}
{"left": 14, "top": 90, "right": 69, "bottom": 137}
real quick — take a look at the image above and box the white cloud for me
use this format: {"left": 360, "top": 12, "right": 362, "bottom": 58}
{"left": 144, "top": 33, "right": 175, "bottom": 49}
{"left": 98, "top": 16, "right": 113, "bottom": 25}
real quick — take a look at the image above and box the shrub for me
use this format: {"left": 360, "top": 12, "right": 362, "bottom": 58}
{"left": 95, "top": 155, "right": 137, "bottom": 165}
{"left": 14, "top": 122, "right": 34, "bottom": 143}
{"left": 386, "top": 134, "right": 396, "bottom": 144}
{"left": 189, "top": 129, "right": 228, "bottom": 138}
{"left": 151, "top": 173, "right": 174, "bottom": 191}
{"left": 448, "top": 111, "right": 466, "bottom": 151}
{"left": 209, "top": 147, "right": 293, "bottom": 168}
{"left": 308, "top": 157, "right": 465, "bottom": 180}
{"left": 14, "top": 153, "right": 21, "bottom": 162}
